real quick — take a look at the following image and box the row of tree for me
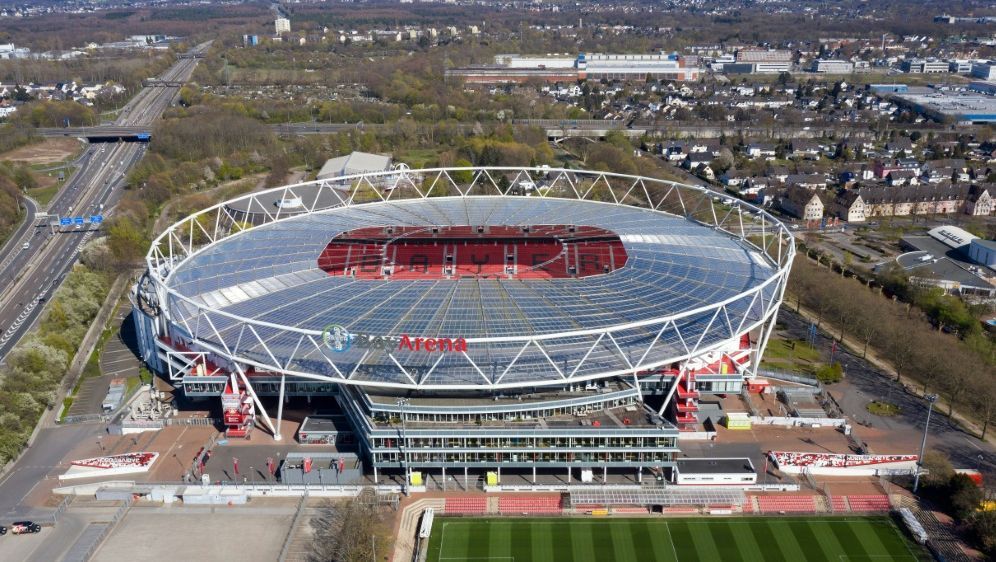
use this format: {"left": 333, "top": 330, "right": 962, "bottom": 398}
{"left": 789, "top": 258, "right": 996, "bottom": 438}
{"left": 0, "top": 266, "right": 110, "bottom": 464}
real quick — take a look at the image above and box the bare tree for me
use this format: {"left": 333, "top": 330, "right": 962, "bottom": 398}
{"left": 310, "top": 488, "right": 392, "bottom": 562}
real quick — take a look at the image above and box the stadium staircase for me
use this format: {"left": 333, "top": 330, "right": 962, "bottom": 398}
{"left": 221, "top": 375, "right": 255, "bottom": 439}
{"left": 830, "top": 496, "right": 850, "bottom": 512}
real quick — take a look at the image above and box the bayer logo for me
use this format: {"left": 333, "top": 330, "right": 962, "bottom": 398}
{"left": 322, "top": 324, "right": 352, "bottom": 353}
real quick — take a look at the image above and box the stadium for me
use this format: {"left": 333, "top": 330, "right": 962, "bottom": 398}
{"left": 132, "top": 166, "right": 794, "bottom": 485}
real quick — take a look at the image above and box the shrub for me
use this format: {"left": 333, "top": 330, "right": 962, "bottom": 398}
{"left": 815, "top": 362, "right": 843, "bottom": 384}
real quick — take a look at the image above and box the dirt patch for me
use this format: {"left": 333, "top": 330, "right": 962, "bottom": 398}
{"left": 0, "top": 138, "right": 81, "bottom": 165}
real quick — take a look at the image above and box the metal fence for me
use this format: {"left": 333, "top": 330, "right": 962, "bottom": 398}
{"left": 277, "top": 490, "right": 309, "bottom": 562}
{"left": 62, "top": 497, "right": 133, "bottom": 562}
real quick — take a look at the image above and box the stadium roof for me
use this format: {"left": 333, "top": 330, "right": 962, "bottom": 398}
{"left": 163, "top": 196, "right": 778, "bottom": 387}
{"left": 149, "top": 167, "right": 792, "bottom": 389}
{"left": 169, "top": 197, "right": 775, "bottom": 338}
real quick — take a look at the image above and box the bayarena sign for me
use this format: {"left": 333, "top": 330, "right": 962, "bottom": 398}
{"left": 322, "top": 324, "right": 467, "bottom": 354}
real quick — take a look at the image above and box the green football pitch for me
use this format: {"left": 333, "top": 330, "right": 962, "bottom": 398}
{"left": 425, "top": 516, "right": 927, "bottom": 561}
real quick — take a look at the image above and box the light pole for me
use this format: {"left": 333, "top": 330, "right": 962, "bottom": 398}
{"left": 912, "top": 393, "right": 938, "bottom": 494}
{"left": 397, "top": 398, "right": 410, "bottom": 496}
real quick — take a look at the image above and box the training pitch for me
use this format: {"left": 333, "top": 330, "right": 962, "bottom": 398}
{"left": 425, "top": 516, "right": 926, "bottom": 561}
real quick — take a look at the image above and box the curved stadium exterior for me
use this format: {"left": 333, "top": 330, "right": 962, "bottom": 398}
{"left": 133, "top": 167, "right": 793, "bottom": 484}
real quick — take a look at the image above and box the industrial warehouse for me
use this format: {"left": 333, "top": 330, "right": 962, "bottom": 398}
{"left": 446, "top": 52, "right": 701, "bottom": 84}
{"left": 131, "top": 167, "right": 792, "bottom": 487}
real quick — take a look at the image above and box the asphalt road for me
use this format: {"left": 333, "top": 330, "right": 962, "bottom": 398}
{"left": 0, "top": 44, "right": 209, "bottom": 541}
{"left": 0, "top": 42, "right": 209, "bottom": 362}
{"left": 777, "top": 308, "right": 996, "bottom": 478}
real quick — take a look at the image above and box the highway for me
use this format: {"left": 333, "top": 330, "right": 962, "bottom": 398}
{"left": 37, "top": 118, "right": 960, "bottom": 142}
{"left": 0, "top": 42, "right": 210, "bottom": 362}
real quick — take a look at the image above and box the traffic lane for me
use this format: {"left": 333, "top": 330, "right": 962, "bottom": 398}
{"left": 0, "top": 226, "right": 96, "bottom": 359}
{"left": 778, "top": 310, "right": 996, "bottom": 477}
{"left": 0, "top": 424, "right": 101, "bottom": 517}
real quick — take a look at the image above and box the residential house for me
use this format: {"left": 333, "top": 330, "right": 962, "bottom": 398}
{"left": 830, "top": 190, "right": 866, "bottom": 222}
{"left": 683, "top": 152, "right": 715, "bottom": 180}
{"left": 966, "top": 184, "right": 994, "bottom": 216}
{"left": 790, "top": 140, "right": 822, "bottom": 160}
{"left": 720, "top": 169, "right": 752, "bottom": 190}
{"left": 780, "top": 188, "right": 824, "bottom": 221}
{"left": 884, "top": 138, "right": 914, "bottom": 157}
{"left": 785, "top": 174, "right": 828, "bottom": 190}
{"left": 886, "top": 170, "right": 918, "bottom": 187}
{"left": 745, "top": 142, "right": 777, "bottom": 160}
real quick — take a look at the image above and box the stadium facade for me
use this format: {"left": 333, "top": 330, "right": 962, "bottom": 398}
{"left": 132, "top": 167, "right": 793, "bottom": 484}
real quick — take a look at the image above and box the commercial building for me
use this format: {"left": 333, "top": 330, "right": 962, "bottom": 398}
{"left": 950, "top": 60, "right": 974, "bottom": 74}
{"left": 316, "top": 151, "right": 393, "bottom": 181}
{"left": 733, "top": 49, "right": 792, "bottom": 74}
{"left": 901, "top": 59, "right": 951, "bottom": 74}
{"left": 896, "top": 226, "right": 996, "bottom": 300}
{"left": 275, "top": 17, "right": 291, "bottom": 35}
{"left": 894, "top": 90, "right": 996, "bottom": 124}
{"left": 811, "top": 59, "right": 854, "bottom": 74}
{"left": 969, "top": 239, "right": 996, "bottom": 268}
{"left": 972, "top": 61, "right": 996, "bottom": 81}
{"left": 132, "top": 167, "right": 792, "bottom": 484}
{"left": 448, "top": 52, "right": 700, "bottom": 84}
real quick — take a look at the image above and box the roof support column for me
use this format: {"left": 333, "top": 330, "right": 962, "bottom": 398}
{"left": 275, "top": 374, "right": 286, "bottom": 441}
{"left": 232, "top": 363, "right": 277, "bottom": 438}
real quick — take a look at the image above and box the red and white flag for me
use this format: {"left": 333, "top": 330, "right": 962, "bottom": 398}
{"left": 266, "top": 457, "right": 275, "bottom": 475}
{"left": 303, "top": 457, "right": 313, "bottom": 474}
{"left": 233, "top": 457, "right": 240, "bottom": 476}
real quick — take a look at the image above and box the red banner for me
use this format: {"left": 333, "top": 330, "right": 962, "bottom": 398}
{"left": 303, "top": 457, "right": 312, "bottom": 473}
{"left": 233, "top": 457, "right": 240, "bottom": 476}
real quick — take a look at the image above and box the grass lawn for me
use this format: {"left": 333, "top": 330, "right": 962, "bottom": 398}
{"left": 26, "top": 181, "right": 62, "bottom": 206}
{"left": 426, "top": 516, "right": 926, "bottom": 562}
{"left": 867, "top": 401, "right": 901, "bottom": 417}
{"left": 396, "top": 148, "right": 444, "bottom": 169}
{"left": 760, "top": 337, "right": 821, "bottom": 375}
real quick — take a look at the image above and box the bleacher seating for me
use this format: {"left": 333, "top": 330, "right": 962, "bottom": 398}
{"left": 845, "top": 495, "right": 890, "bottom": 512}
{"left": 498, "top": 495, "right": 563, "bottom": 514}
{"left": 757, "top": 495, "right": 817, "bottom": 514}
{"left": 319, "top": 224, "right": 629, "bottom": 280}
{"left": 443, "top": 497, "right": 487, "bottom": 515}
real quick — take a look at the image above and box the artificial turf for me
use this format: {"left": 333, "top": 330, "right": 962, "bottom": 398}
{"left": 425, "top": 516, "right": 927, "bottom": 561}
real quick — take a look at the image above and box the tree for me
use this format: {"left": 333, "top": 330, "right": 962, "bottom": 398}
{"left": 310, "top": 489, "right": 391, "bottom": 562}
{"left": 919, "top": 451, "right": 954, "bottom": 489}
{"left": 949, "top": 473, "right": 984, "bottom": 520}
{"left": 448, "top": 159, "right": 474, "bottom": 185}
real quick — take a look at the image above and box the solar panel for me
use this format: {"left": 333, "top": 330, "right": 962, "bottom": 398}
{"left": 165, "top": 196, "right": 779, "bottom": 386}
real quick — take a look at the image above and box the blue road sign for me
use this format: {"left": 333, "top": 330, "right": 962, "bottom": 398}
{"left": 60, "top": 217, "right": 72, "bottom": 226}
{"left": 89, "top": 215, "right": 103, "bottom": 224}
{"left": 73, "top": 216, "right": 85, "bottom": 225}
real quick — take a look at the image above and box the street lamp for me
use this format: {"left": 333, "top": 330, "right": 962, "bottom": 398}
{"left": 912, "top": 393, "right": 938, "bottom": 494}
{"left": 396, "top": 398, "right": 410, "bottom": 496}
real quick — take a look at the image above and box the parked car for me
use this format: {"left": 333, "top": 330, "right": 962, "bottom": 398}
{"left": 0, "top": 525, "right": 6, "bottom": 535}
{"left": 10, "top": 521, "right": 41, "bottom": 534}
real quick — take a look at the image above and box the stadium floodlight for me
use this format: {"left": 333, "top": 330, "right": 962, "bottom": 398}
{"left": 912, "top": 393, "right": 938, "bottom": 494}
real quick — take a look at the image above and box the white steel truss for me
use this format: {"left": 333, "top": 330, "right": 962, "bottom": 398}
{"left": 142, "top": 167, "right": 794, "bottom": 391}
